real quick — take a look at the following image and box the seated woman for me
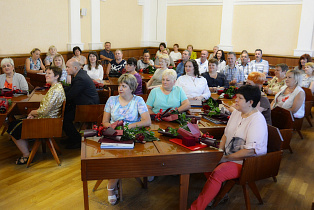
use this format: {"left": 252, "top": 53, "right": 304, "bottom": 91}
{"left": 146, "top": 69, "right": 191, "bottom": 114}
{"left": 25, "top": 48, "right": 46, "bottom": 74}
{"left": 301, "top": 62, "right": 314, "bottom": 93}
{"left": 294, "top": 54, "right": 312, "bottom": 73}
{"left": 106, "top": 49, "right": 126, "bottom": 77}
{"left": 214, "top": 50, "right": 226, "bottom": 73}
{"left": 102, "top": 74, "right": 151, "bottom": 205}
{"left": 8, "top": 66, "right": 66, "bottom": 165}
{"left": 187, "top": 44, "right": 197, "bottom": 60}
{"left": 126, "top": 57, "right": 142, "bottom": 95}
{"left": 264, "top": 63, "right": 287, "bottom": 95}
{"left": 0, "top": 58, "right": 28, "bottom": 91}
{"left": 190, "top": 85, "right": 268, "bottom": 210}
{"left": 175, "top": 59, "right": 211, "bottom": 101}
{"left": 155, "top": 42, "right": 166, "bottom": 58}
{"left": 147, "top": 54, "right": 170, "bottom": 89}
{"left": 83, "top": 51, "right": 104, "bottom": 82}
{"left": 169, "top": 44, "right": 182, "bottom": 62}
{"left": 271, "top": 70, "right": 305, "bottom": 119}
{"left": 44, "top": 45, "right": 57, "bottom": 66}
{"left": 137, "top": 49, "right": 154, "bottom": 70}
{"left": 72, "top": 46, "right": 87, "bottom": 66}
{"left": 51, "top": 53, "right": 71, "bottom": 84}
{"left": 202, "top": 58, "right": 228, "bottom": 92}
{"left": 246, "top": 72, "right": 272, "bottom": 125}
{"left": 154, "top": 49, "right": 175, "bottom": 68}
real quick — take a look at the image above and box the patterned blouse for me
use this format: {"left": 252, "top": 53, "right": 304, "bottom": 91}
{"left": 37, "top": 83, "right": 66, "bottom": 118}
{"left": 104, "top": 95, "right": 148, "bottom": 124}
{"left": 29, "top": 57, "right": 41, "bottom": 70}
{"left": 301, "top": 75, "right": 314, "bottom": 89}
{"left": 267, "top": 76, "right": 285, "bottom": 94}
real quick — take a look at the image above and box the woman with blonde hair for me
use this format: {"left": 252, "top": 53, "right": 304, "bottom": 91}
{"left": 44, "top": 45, "right": 57, "bottom": 66}
{"left": 147, "top": 54, "right": 171, "bottom": 89}
{"left": 51, "top": 54, "right": 71, "bottom": 84}
{"left": 25, "top": 48, "right": 45, "bottom": 74}
{"left": 301, "top": 62, "right": 314, "bottom": 93}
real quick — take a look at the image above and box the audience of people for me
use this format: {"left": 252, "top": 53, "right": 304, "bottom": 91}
{"left": 146, "top": 69, "right": 190, "bottom": 114}
{"left": 25, "top": 48, "right": 46, "bottom": 74}
{"left": 83, "top": 51, "right": 104, "bottom": 82}
{"left": 175, "top": 59, "right": 211, "bottom": 101}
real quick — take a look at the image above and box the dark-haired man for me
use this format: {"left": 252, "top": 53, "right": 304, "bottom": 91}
{"left": 251, "top": 49, "right": 269, "bottom": 75}
{"left": 100, "top": 42, "right": 115, "bottom": 65}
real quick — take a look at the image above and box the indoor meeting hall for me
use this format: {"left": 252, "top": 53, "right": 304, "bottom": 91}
{"left": 0, "top": 0, "right": 313, "bottom": 209}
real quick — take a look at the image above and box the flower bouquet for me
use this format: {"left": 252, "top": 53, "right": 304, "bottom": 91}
{"left": 218, "top": 86, "right": 238, "bottom": 99}
{"left": 143, "top": 65, "right": 156, "bottom": 74}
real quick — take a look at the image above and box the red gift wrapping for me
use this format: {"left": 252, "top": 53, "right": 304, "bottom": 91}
{"left": 181, "top": 136, "right": 197, "bottom": 147}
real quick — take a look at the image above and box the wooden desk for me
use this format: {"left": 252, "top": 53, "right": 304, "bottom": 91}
{"left": 139, "top": 73, "right": 153, "bottom": 82}
{"left": 81, "top": 131, "right": 223, "bottom": 210}
{"left": 27, "top": 73, "right": 46, "bottom": 88}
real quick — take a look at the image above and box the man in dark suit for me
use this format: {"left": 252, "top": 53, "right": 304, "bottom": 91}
{"left": 63, "top": 59, "right": 99, "bottom": 149}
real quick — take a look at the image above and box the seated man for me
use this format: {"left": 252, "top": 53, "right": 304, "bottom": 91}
{"left": 106, "top": 49, "right": 126, "bottom": 77}
{"left": 100, "top": 42, "right": 115, "bottom": 65}
{"left": 195, "top": 50, "right": 209, "bottom": 74}
{"left": 223, "top": 52, "right": 244, "bottom": 86}
{"left": 238, "top": 50, "right": 252, "bottom": 77}
{"left": 63, "top": 59, "right": 100, "bottom": 149}
{"left": 250, "top": 49, "right": 269, "bottom": 75}
{"left": 176, "top": 50, "right": 190, "bottom": 78}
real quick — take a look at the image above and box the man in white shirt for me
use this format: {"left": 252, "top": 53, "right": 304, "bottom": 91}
{"left": 251, "top": 49, "right": 269, "bottom": 75}
{"left": 195, "top": 50, "right": 209, "bottom": 74}
{"left": 238, "top": 50, "right": 252, "bottom": 77}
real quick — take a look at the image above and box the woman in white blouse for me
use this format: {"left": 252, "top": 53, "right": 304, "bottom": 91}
{"left": 214, "top": 50, "right": 226, "bottom": 73}
{"left": 301, "top": 62, "right": 314, "bottom": 93}
{"left": 169, "top": 44, "right": 182, "bottom": 62}
{"left": 83, "top": 51, "right": 104, "bottom": 82}
{"left": 175, "top": 59, "right": 211, "bottom": 101}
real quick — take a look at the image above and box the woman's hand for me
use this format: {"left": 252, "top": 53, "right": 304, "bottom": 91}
{"left": 193, "top": 96, "right": 204, "bottom": 101}
{"left": 27, "top": 109, "right": 38, "bottom": 119}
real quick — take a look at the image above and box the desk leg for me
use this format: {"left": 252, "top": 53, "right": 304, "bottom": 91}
{"left": 83, "top": 181, "right": 89, "bottom": 210}
{"left": 180, "top": 174, "right": 190, "bottom": 210}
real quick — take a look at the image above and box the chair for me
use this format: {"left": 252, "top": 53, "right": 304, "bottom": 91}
{"left": 302, "top": 87, "right": 313, "bottom": 127}
{"left": 271, "top": 106, "right": 294, "bottom": 153}
{"left": 74, "top": 104, "right": 106, "bottom": 131}
{"left": 20, "top": 101, "right": 66, "bottom": 167}
{"left": 142, "top": 80, "right": 148, "bottom": 94}
{"left": 97, "top": 87, "right": 111, "bottom": 104}
{"left": 212, "top": 125, "right": 283, "bottom": 210}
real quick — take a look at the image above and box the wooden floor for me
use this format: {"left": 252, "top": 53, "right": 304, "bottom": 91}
{"left": 0, "top": 113, "right": 313, "bottom": 210}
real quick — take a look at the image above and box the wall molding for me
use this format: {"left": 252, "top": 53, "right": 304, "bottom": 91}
{"left": 138, "top": 0, "right": 302, "bottom": 6}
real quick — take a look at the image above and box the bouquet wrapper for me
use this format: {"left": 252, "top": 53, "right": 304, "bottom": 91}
{"left": 177, "top": 123, "right": 201, "bottom": 147}
{"left": 151, "top": 108, "right": 178, "bottom": 121}
{"left": 83, "top": 129, "right": 98, "bottom": 138}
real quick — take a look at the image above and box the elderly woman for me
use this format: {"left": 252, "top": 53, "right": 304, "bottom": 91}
{"left": 146, "top": 69, "right": 191, "bottom": 114}
{"left": 51, "top": 53, "right": 71, "bottom": 84}
{"left": 187, "top": 45, "right": 197, "bottom": 60}
{"left": 214, "top": 50, "right": 226, "bottom": 73}
{"left": 202, "top": 58, "right": 228, "bottom": 92}
{"left": 271, "top": 70, "right": 305, "bottom": 119}
{"left": 170, "top": 44, "right": 182, "bottom": 62}
{"left": 126, "top": 57, "right": 142, "bottom": 95}
{"left": 175, "top": 59, "right": 211, "bottom": 101}
{"left": 72, "top": 46, "right": 87, "bottom": 66}
{"left": 294, "top": 54, "right": 312, "bottom": 73}
{"left": 190, "top": 85, "right": 268, "bottom": 210}
{"left": 0, "top": 58, "right": 28, "bottom": 91}
{"left": 44, "top": 45, "right": 57, "bottom": 66}
{"left": 264, "top": 63, "right": 288, "bottom": 95}
{"left": 137, "top": 49, "right": 154, "bottom": 70}
{"left": 147, "top": 54, "right": 170, "bottom": 89}
{"left": 83, "top": 51, "right": 104, "bottom": 82}
{"left": 301, "top": 62, "right": 314, "bottom": 93}
{"left": 8, "top": 66, "right": 65, "bottom": 165}
{"left": 106, "top": 49, "right": 126, "bottom": 77}
{"left": 25, "top": 48, "right": 46, "bottom": 74}
{"left": 103, "top": 73, "right": 151, "bottom": 205}
{"left": 246, "top": 72, "right": 272, "bottom": 125}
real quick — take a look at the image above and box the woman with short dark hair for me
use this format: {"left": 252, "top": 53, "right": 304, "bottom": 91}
{"left": 214, "top": 49, "right": 226, "bottom": 73}
{"left": 126, "top": 57, "right": 142, "bottom": 95}
{"left": 190, "top": 85, "right": 268, "bottom": 209}
{"left": 72, "top": 46, "right": 87, "bottom": 66}
{"left": 294, "top": 54, "right": 312, "bottom": 73}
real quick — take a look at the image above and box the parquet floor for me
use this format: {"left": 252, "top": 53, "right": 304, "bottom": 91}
{"left": 0, "top": 113, "right": 313, "bottom": 210}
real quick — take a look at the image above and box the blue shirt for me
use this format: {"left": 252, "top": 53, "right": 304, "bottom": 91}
{"left": 105, "top": 95, "right": 148, "bottom": 124}
{"left": 146, "top": 86, "right": 188, "bottom": 114}
{"left": 100, "top": 49, "right": 115, "bottom": 64}
{"left": 176, "top": 62, "right": 184, "bottom": 78}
